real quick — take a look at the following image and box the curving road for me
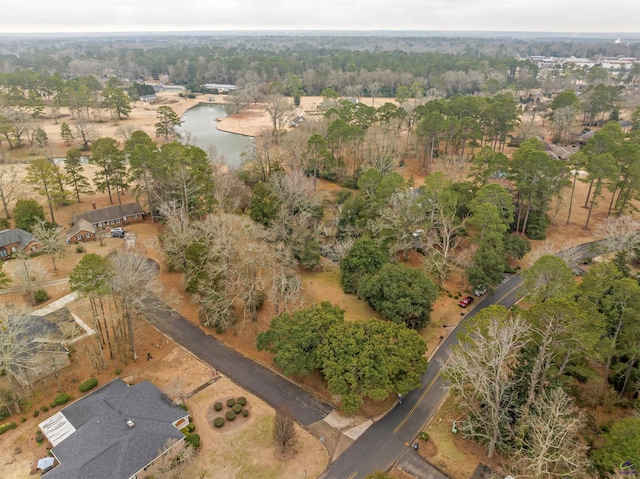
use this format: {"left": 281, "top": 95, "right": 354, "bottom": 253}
{"left": 321, "top": 241, "right": 598, "bottom": 479}
{"left": 139, "top": 242, "right": 598, "bottom": 479}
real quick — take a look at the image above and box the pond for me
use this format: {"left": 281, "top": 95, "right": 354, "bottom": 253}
{"left": 177, "top": 103, "right": 254, "bottom": 169}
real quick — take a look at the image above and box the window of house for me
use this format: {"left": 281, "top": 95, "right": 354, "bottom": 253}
{"left": 85, "top": 233, "right": 91, "bottom": 238}
{"left": 133, "top": 214, "right": 138, "bottom": 219}
{"left": 0, "top": 250, "right": 7, "bottom": 257}
{"left": 77, "top": 234, "right": 82, "bottom": 240}
{"left": 10, "top": 246, "right": 16, "bottom": 253}
{"left": 122, "top": 216, "right": 127, "bottom": 221}
{"left": 116, "top": 219, "right": 121, "bottom": 223}
{"left": 109, "top": 220, "right": 115, "bottom": 225}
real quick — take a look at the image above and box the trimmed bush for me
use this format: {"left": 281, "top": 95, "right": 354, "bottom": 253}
{"left": 20, "top": 416, "right": 26, "bottom": 423}
{"left": 180, "top": 427, "right": 190, "bottom": 434}
{"left": 54, "top": 393, "right": 70, "bottom": 406}
{"left": 225, "top": 411, "right": 236, "bottom": 421}
{"left": 40, "top": 405, "right": 49, "bottom": 412}
{"left": 213, "top": 417, "right": 225, "bottom": 428}
{"left": 187, "top": 423, "right": 196, "bottom": 432}
{"left": 79, "top": 378, "right": 98, "bottom": 392}
{"left": 236, "top": 397, "right": 247, "bottom": 406}
{"left": 49, "top": 402, "right": 57, "bottom": 408}
{"left": 33, "top": 410, "right": 40, "bottom": 418}
{"left": 226, "top": 398, "right": 235, "bottom": 408}
{"left": 242, "top": 409, "right": 249, "bottom": 417}
{"left": 34, "top": 289, "right": 49, "bottom": 304}
{"left": 185, "top": 433, "right": 200, "bottom": 449}
{"left": 0, "top": 422, "right": 17, "bottom": 434}
{"left": 232, "top": 404, "right": 243, "bottom": 414}
{"left": 214, "top": 402, "right": 223, "bottom": 411}
{"left": 0, "top": 407, "right": 10, "bottom": 421}
{"left": 35, "top": 430, "right": 44, "bottom": 443}
{"left": 418, "top": 432, "right": 429, "bottom": 441}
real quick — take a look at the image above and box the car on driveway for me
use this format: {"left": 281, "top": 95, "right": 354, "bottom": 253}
{"left": 458, "top": 296, "right": 474, "bottom": 308}
{"left": 110, "top": 227, "right": 125, "bottom": 238}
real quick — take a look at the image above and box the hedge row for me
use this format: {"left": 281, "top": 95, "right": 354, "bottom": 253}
{"left": 0, "top": 422, "right": 17, "bottom": 434}
{"left": 79, "top": 378, "right": 98, "bottom": 392}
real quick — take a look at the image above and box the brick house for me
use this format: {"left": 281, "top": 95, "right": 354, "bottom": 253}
{"left": 0, "top": 228, "right": 39, "bottom": 259}
{"left": 72, "top": 202, "right": 146, "bottom": 231}
{"left": 65, "top": 219, "right": 96, "bottom": 244}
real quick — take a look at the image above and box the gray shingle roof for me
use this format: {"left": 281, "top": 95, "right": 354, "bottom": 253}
{"left": 0, "top": 228, "right": 37, "bottom": 249}
{"left": 65, "top": 219, "right": 95, "bottom": 240}
{"left": 73, "top": 203, "right": 144, "bottom": 226}
{"left": 43, "top": 378, "right": 187, "bottom": 479}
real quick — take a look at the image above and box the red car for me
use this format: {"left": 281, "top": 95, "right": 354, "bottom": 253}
{"left": 458, "top": 296, "right": 474, "bottom": 308}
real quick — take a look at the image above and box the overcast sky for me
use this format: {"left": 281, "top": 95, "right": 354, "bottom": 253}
{"left": 1, "top": 0, "right": 639, "bottom": 34}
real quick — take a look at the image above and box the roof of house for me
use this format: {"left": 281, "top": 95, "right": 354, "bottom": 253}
{"left": 65, "top": 219, "right": 96, "bottom": 240}
{"left": 41, "top": 378, "right": 187, "bottom": 479}
{"left": 0, "top": 228, "right": 37, "bottom": 249}
{"left": 73, "top": 203, "right": 144, "bottom": 226}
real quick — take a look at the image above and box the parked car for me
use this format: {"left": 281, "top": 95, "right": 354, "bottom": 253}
{"left": 110, "top": 227, "right": 125, "bottom": 238}
{"left": 458, "top": 296, "right": 474, "bottom": 308}
{"left": 474, "top": 285, "right": 488, "bottom": 296}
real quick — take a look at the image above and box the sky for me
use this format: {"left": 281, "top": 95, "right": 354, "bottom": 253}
{"left": 1, "top": 0, "right": 639, "bottom": 34}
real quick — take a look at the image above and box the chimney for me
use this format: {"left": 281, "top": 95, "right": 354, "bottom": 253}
{"left": 92, "top": 202, "right": 97, "bottom": 210}
{"left": 126, "top": 420, "right": 135, "bottom": 429}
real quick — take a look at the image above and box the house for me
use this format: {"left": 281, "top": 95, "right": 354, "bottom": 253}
{"left": 65, "top": 219, "right": 96, "bottom": 244}
{"left": 139, "top": 94, "right": 157, "bottom": 103}
{"left": 39, "top": 378, "right": 189, "bottom": 479}
{"left": 72, "top": 202, "right": 145, "bottom": 231}
{"left": 0, "top": 228, "right": 39, "bottom": 259}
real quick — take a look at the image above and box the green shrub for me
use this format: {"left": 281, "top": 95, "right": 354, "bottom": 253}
{"left": 35, "top": 431, "right": 44, "bottom": 443}
{"left": 34, "top": 289, "right": 49, "bottom": 304}
{"left": 187, "top": 423, "right": 195, "bottom": 432}
{"left": 232, "top": 404, "right": 243, "bottom": 414}
{"left": 179, "top": 404, "right": 188, "bottom": 411}
{"left": 226, "top": 398, "right": 236, "bottom": 408}
{"left": 40, "top": 405, "right": 49, "bottom": 412}
{"left": 79, "top": 378, "right": 98, "bottom": 392}
{"left": 225, "top": 411, "right": 236, "bottom": 421}
{"left": 75, "top": 245, "right": 85, "bottom": 253}
{"left": 242, "top": 409, "right": 249, "bottom": 417}
{"left": 418, "top": 432, "right": 429, "bottom": 441}
{"left": 180, "top": 427, "right": 190, "bottom": 434}
{"left": 33, "top": 410, "right": 40, "bottom": 418}
{"left": 115, "top": 368, "right": 122, "bottom": 375}
{"left": 49, "top": 402, "right": 57, "bottom": 408}
{"left": 20, "top": 416, "right": 26, "bottom": 423}
{"left": 0, "top": 422, "right": 17, "bottom": 434}
{"left": 213, "top": 417, "right": 225, "bottom": 428}
{"left": 0, "top": 407, "right": 10, "bottom": 421}
{"left": 185, "top": 433, "right": 200, "bottom": 449}
{"left": 236, "top": 397, "right": 247, "bottom": 406}
{"left": 54, "top": 393, "right": 70, "bottom": 406}
{"left": 214, "top": 402, "right": 223, "bottom": 411}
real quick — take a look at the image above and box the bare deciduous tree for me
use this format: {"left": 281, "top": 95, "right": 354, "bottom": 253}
{"left": 369, "top": 190, "right": 429, "bottom": 260}
{"left": 273, "top": 408, "right": 297, "bottom": 456}
{"left": 514, "top": 388, "right": 590, "bottom": 479}
{"left": 108, "top": 249, "right": 161, "bottom": 361}
{"left": 264, "top": 94, "right": 294, "bottom": 132}
{"left": 0, "top": 304, "right": 41, "bottom": 412}
{"left": 32, "top": 220, "right": 66, "bottom": 271}
{"left": 442, "top": 308, "right": 530, "bottom": 459}
{"left": 0, "top": 163, "right": 24, "bottom": 218}
{"left": 595, "top": 214, "right": 640, "bottom": 253}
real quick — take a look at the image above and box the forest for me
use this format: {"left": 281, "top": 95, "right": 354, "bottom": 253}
{"left": 0, "top": 33, "right": 639, "bottom": 478}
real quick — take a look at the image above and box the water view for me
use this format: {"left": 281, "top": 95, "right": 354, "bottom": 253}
{"left": 177, "top": 103, "right": 254, "bottom": 169}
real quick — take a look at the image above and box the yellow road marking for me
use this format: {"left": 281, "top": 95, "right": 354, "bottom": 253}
{"left": 346, "top": 471, "right": 358, "bottom": 479}
{"left": 393, "top": 278, "right": 523, "bottom": 435}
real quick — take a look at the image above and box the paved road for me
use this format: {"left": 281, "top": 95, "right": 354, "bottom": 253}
{"left": 322, "top": 241, "right": 600, "bottom": 479}
{"left": 321, "top": 273, "right": 524, "bottom": 479}
{"left": 142, "top": 296, "right": 333, "bottom": 426}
